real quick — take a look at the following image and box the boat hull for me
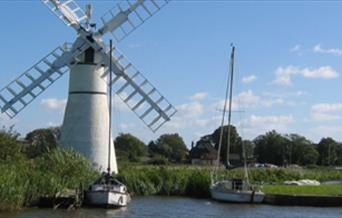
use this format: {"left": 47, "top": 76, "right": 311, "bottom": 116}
{"left": 85, "top": 191, "right": 130, "bottom": 208}
{"left": 210, "top": 187, "right": 265, "bottom": 203}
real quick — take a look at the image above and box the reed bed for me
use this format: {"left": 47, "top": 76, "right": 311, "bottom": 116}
{"left": 117, "top": 165, "right": 342, "bottom": 197}
{"left": 0, "top": 148, "right": 98, "bottom": 211}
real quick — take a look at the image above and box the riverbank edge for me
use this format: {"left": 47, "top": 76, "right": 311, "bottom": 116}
{"left": 263, "top": 194, "right": 342, "bottom": 207}
{"left": 34, "top": 193, "right": 342, "bottom": 209}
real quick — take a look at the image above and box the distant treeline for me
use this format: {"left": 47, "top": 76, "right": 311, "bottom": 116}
{"left": 114, "top": 125, "right": 342, "bottom": 167}
{"left": 9, "top": 125, "right": 342, "bottom": 167}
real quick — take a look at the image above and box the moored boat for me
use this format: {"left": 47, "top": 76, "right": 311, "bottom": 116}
{"left": 210, "top": 45, "right": 265, "bottom": 203}
{"left": 210, "top": 180, "right": 264, "bottom": 203}
{"left": 85, "top": 173, "right": 130, "bottom": 208}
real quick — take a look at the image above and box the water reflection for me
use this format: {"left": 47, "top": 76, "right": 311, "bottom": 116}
{"left": 2, "top": 196, "right": 342, "bottom": 218}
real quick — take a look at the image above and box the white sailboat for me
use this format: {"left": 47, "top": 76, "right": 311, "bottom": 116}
{"left": 210, "top": 45, "right": 265, "bottom": 203}
{"left": 85, "top": 172, "right": 130, "bottom": 207}
{"left": 84, "top": 40, "right": 130, "bottom": 208}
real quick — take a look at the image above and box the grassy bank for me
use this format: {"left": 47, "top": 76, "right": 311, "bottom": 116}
{"left": 0, "top": 148, "right": 98, "bottom": 211}
{"left": 117, "top": 165, "right": 342, "bottom": 197}
{"left": 262, "top": 184, "right": 342, "bottom": 197}
{"left": 2, "top": 163, "right": 342, "bottom": 211}
{"left": 117, "top": 166, "right": 212, "bottom": 197}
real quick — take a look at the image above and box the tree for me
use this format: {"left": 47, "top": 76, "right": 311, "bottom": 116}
{"left": 335, "top": 143, "right": 342, "bottom": 165}
{"left": 0, "top": 128, "right": 23, "bottom": 162}
{"left": 317, "top": 137, "right": 338, "bottom": 166}
{"left": 254, "top": 130, "right": 291, "bottom": 166}
{"left": 25, "top": 127, "right": 60, "bottom": 158}
{"left": 242, "top": 140, "right": 255, "bottom": 159}
{"left": 286, "top": 134, "right": 319, "bottom": 165}
{"left": 211, "top": 125, "right": 243, "bottom": 164}
{"left": 151, "top": 133, "right": 188, "bottom": 162}
{"left": 114, "top": 133, "right": 147, "bottom": 162}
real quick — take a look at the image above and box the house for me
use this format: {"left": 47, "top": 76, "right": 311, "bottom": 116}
{"left": 189, "top": 136, "right": 218, "bottom": 165}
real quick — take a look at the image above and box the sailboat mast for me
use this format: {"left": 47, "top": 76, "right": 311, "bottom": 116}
{"left": 213, "top": 45, "right": 235, "bottom": 178}
{"left": 226, "top": 45, "right": 235, "bottom": 167}
{"left": 107, "top": 40, "right": 113, "bottom": 174}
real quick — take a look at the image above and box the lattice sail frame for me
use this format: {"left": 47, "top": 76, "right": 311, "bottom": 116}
{"left": 1, "top": 0, "right": 176, "bottom": 133}
{"left": 0, "top": 43, "right": 87, "bottom": 118}
{"left": 100, "top": 0, "right": 169, "bottom": 42}
{"left": 105, "top": 47, "right": 177, "bottom": 132}
{"left": 42, "top": 0, "right": 88, "bottom": 28}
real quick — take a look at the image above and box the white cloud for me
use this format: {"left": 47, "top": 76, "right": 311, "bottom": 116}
{"left": 272, "top": 66, "right": 297, "bottom": 85}
{"left": 112, "top": 94, "right": 130, "bottom": 112}
{"left": 237, "top": 90, "right": 261, "bottom": 107}
{"left": 262, "top": 91, "right": 307, "bottom": 98}
{"left": 40, "top": 98, "right": 67, "bottom": 111}
{"left": 272, "top": 66, "right": 338, "bottom": 85}
{"left": 301, "top": 66, "right": 338, "bottom": 79}
{"left": 290, "top": 44, "right": 302, "bottom": 53}
{"left": 310, "top": 113, "right": 341, "bottom": 122}
{"left": 310, "top": 103, "right": 342, "bottom": 122}
{"left": 176, "top": 101, "right": 204, "bottom": 118}
{"left": 0, "top": 113, "right": 17, "bottom": 128}
{"left": 241, "top": 75, "right": 257, "bottom": 84}
{"left": 119, "top": 123, "right": 135, "bottom": 129}
{"left": 238, "top": 90, "right": 283, "bottom": 108}
{"left": 313, "top": 44, "right": 342, "bottom": 56}
{"left": 47, "top": 121, "right": 60, "bottom": 127}
{"left": 213, "top": 90, "right": 287, "bottom": 112}
{"left": 243, "top": 114, "right": 294, "bottom": 137}
{"left": 295, "top": 91, "right": 307, "bottom": 97}
{"left": 312, "top": 103, "right": 342, "bottom": 113}
{"left": 310, "top": 125, "right": 342, "bottom": 139}
{"left": 190, "top": 92, "right": 208, "bottom": 101}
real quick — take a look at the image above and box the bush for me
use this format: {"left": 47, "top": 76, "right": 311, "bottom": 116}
{"left": 0, "top": 148, "right": 98, "bottom": 211}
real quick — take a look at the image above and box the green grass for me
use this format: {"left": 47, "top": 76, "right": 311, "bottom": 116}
{"left": 117, "top": 165, "right": 211, "bottom": 198}
{"left": 261, "top": 184, "right": 342, "bottom": 197}
{"left": 0, "top": 148, "right": 98, "bottom": 211}
{"left": 117, "top": 165, "right": 342, "bottom": 198}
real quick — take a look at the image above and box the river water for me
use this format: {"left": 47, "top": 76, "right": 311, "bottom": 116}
{"left": 2, "top": 196, "right": 342, "bottom": 218}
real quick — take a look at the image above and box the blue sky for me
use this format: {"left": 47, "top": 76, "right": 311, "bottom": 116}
{"left": 2, "top": 1, "right": 342, "bottom": 146}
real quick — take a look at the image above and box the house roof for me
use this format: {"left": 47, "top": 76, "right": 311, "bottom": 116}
{"left": 190, "top": 137, "right": 217, "bottom": 160}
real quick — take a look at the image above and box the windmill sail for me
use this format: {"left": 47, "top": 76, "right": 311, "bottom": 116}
{"left": 42, "top": 0, "right": 88, "bottom": 30}
{"left": 99, "top": 0, "right": 169, "bottom": 42}
{"left": 0, "top": 44, "right": 84, "bottom": 118}
{"left": 102, "top": 47, "right": 176, "bottom": 132}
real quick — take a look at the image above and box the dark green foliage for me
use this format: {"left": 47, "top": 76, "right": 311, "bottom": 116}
{"left": 254, "top": 132, "right": 321, "bottom": 166}
{"left": 254, "top": 130, "right": 290, "bottom": 165}
{"left": 211, "top": 125, "right": 243, "bottom": 164}
{"left": 287, "top": 134, "right": 319, "bottom": 165}
{"left": 25, "top": 127, "right": 60, "bottom": 158}
{"left": 0, "top": 128, "right": 23, "bottom": 162}
{"left": 317, "top": 137, "right": 338, "bottom": 166}
{"left": 336, "top": 143, "right": 342, "bottom": 165}
{"left": 149, "top": 134, "right": 188, "bottom": 162}
{"left": 0, "top": 130, "right": 98, "bottom": 211}
{"left": 114, "top": 133, "right": 148, "bottom": 162}
{"left": 242, "top": 140, "right": 254, "bottom": 159}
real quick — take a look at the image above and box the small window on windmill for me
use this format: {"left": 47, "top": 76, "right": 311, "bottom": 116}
{"left": 84, "top": 47, "right": 95, "bottom": 63}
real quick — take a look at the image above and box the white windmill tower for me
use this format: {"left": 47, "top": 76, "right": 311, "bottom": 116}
{"left": 0, "top": 0, "right": 176, "bottom": 174}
